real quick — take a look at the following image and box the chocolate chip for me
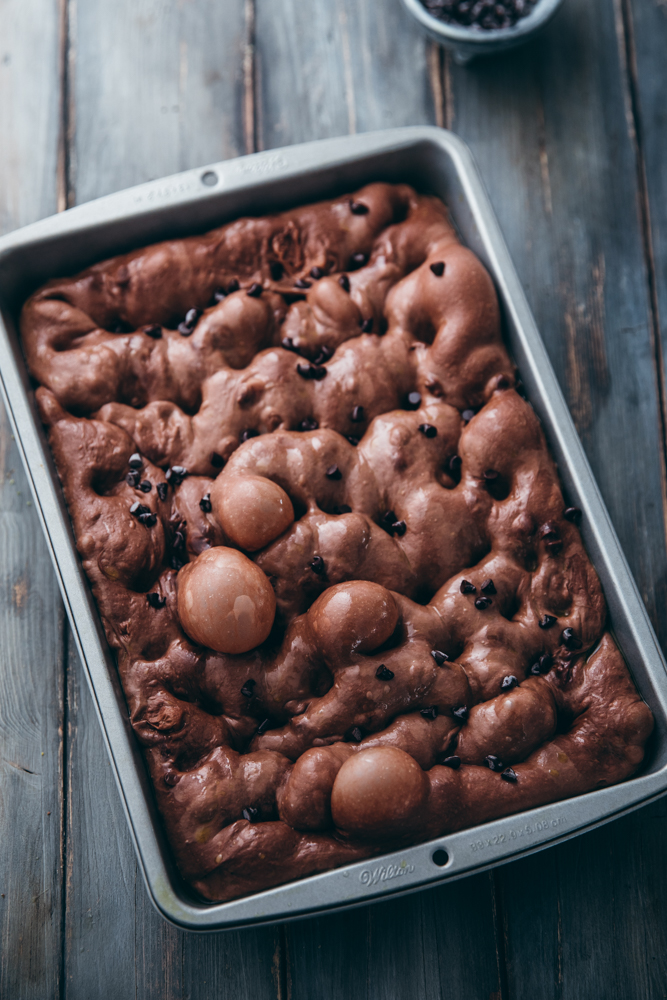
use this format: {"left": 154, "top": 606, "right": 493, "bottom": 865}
{"left": 406, "top": 391, "right": 422, "bottom": 410}
{"left": 281, "top": 336, "right": 298, "bottom": 352}
{"left": 242, "top": 806, "right": 259, "bottom": 822}
{"left": 452, "top": 706, "right": 468, "bottom": 721}
{"left": 269, "top": 261, "right": 284, "bottom": 280}
{"left": 481, "top": 579, "right": 496, "bottom": 594}
{"left": 172, "top": 529, "right": 185, "bottom": 550}
{"left": 214, "top": 288, "right": 227, "bottom": 303}
{"left": 420, "top": 706, "right": 438, "bottom": 720}
{"left": 139, "top": 512, "right": 157, "bottom": 527}
{"left": 199, "top": 493, "right": 212, "bottom": 513}
{"left": 531, "top": 653, "right": 553, "bottom": 675}
{"left": 539, "top": 521, "right": 559, "bottom": 540}
{"left": 247, "top": 282, "right": 263, "bottom": 297}
{"left": 339, "top": 274, "right": 350, "bottom": 292}
{"left": 178, "top": 307, "right": 201, "bottom": 336}
{"left": 564, "top": 506, "right": 582, "bottom": 524}
{"left": 392, "top": 520, "right": 407, "bottom": 537}
{"left": 501, "top": 674, "right": 518, "bottom": 691}
{"left": 484, "top": 755, "right": 504, "bottom": 772}
{"left": 241, "top": 428, "right": 260, "bottom": 443}
{"left": 346, "top": 435, "right": 360, "bottom": 446}
{"left": 256, "top": 719, "right": 271, "bottom": 735}
{"left": 349, "top": 727, "right": 364, "bottom": 743}
{"left": 147, "top": 593, "right": 166, "bottom": 609}
{"left": 130, "top": 502, "right": 150, "bottom": 518}
{"left": 128, "top": 453, "right": 143, "bottom": 470}
{"left": 314, "top": 344, "right": 333, "bottom": 362}
{"left": 475, "top": 596, "right": 492, "bottom": 610}
{"left": 142, "top": 324, "right": 162, "bottom": 339}
{"left": 294, "top": 278, "right": 312, "bottom": 289}
{"left": 376, "top": 664, "right": 394, "bottom": 681}
{"left": 431, "top": 649, "right": 449, "bottom": 666}
{"left": 419, "top": 423, "right": 437, "bottom": 438}
{"left": 165, "top": 465, "right": 188, "bottom": 486}
{"left": 139, "top": 480, "right": 152, "bottom": 493}
{"left": 448, "top": 455, "right": 462, "bottom": 473}
{"left": 126, "top": 471, "right": 140, "bottom": 488}
{"left": 461, "top": 409, "right": 475, "bottom": 423}
{"left": 351, "top": 405, "right": 365, "bottom": 422}
{"left": 430, "top": 261, "right": 445, "bottom": 276}
{"left": 460, "top": 579, "right": 476, "bottom": 594}
{"left": 561, "top": 627, "right": 583, "bottom": 651}
{"left": 539, "top": 614, "right": 557, "bottom": 629}
{"left": 296, "top": 362, "right": 327, "bottom": 380}
{"left": 501, "top": 767, "right": 518, "bottom": 783}
{"left": 312, "top": 365, "right": 327, "bottom": 381}
{"left": 333, "top": 504, "right": 352, "bottom": 515}
{"left": 156, "top": 482, "right": 168, "bottom": 501}
{"left": 310, "top": 555, "right": 325, "bottom": 575}
{"left": 350, "top": 201, "right": 369, "bottom": 215}
{"left": 299, "top": 417, "right": 319, "bottom": 432}
{"left": 443, "top": 755, "right": 461, "bottom": 769}
{"left": 326, "top": 464, "right": 342, "bottom": 480}
{"left": 211, "top": 452, "right": 225, "bottom": 468}
{"left": 241, "top": 679, "right": 256, "bottom": 697}
{"left": 381, "top": 510, "right": 398, "bottom": 529}
{"left": 227, "top": 278, "right": 240, "bottom": 294}
{"left": 310, "top": 265, "right": 325, "bottom": 279}
{"left": 164, "top": 770, "right": 180, "bottom": 787}
{"left": 483, "top": 469, "right": 498, "bottom": 481}
{"left": 361, "top": 318, "right": 374, "bottom": 333}
{"left": 350, "top": 252, "right": 368, "bottom": 268}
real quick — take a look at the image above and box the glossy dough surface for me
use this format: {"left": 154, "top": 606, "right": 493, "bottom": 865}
{"left": 23, "top": 183, "right": 653, "bottom": 902}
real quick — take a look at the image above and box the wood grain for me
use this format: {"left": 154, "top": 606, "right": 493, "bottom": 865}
{"left": 0, "top": 2, "right": 65, "bottom": 998}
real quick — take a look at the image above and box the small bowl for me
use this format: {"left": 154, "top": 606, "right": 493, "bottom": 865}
{"left": 401, "top": 0, "right": 564, "bottom": 63}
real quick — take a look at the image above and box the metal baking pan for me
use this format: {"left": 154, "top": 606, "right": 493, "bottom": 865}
{"left": 1, "top": 127, "right": 667, "bottom": 931}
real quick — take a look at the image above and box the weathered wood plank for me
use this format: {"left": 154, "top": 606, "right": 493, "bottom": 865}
{"left": 445, "top": 0, "right": 667, "bottom": 996}
{"left": 0, "top": 3, "right": 65, "bottom": 998}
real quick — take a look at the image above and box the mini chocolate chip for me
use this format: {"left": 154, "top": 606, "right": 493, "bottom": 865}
{"left": 419, "top": 423, "right": 437, "bottom": 438}
{"left": 564, "top": 506, "right": 582, "bottom": 524}
{"left": 431, "top": 649, "right": 449, "bottom": 666}
{"left": 443, "top": 755, "right": 461, "bottom": 769}
{"left": 310, "top": 265, "right": 325, "bottom": 279}
{"left": 281, "top": 336, "right": 298, "bottom": 352}
{"left": 406, "top": 391, "right": 422, "bottom": 410}
{"left": 312, "top": 365, "right": 327, "bottom": 380}
{"left": 350, "top": 201, "right": 369, "bottom": 215}
{"left": 142, "top": 324, "right": 162, "bottom": 339}
{"left": 461, "top": 409, "right": 475, "bottom": 423}
{"left": 483, "top": 469, "right": 498, "bottom": 481}
{"left": 349, "top": 727, "right": 364, "bottom": 743}
{"left": 310, "top": 555, "right": 325, "bottom": 575}
{"left": 269, "top": 261, "right": 284, "bottom": 280}
{"left": 376, "top": 664, "right": 394, "bottom": 681}
{"left": 128, "top": 453, "right": 143, "bottom": 470}
{"left": 501, "top": 767, "right": 518, "bottom": 783}
{"left": 448, "top": 455, "right": 462, "bottom": 473}
{"left": 430, "top": 261, "right": 445, "bottom": 276}
{"left": 130, "top": 502, "right": 150, "bottom": 517}
{"left": 475, "top": 596, "right": 492, "bottom": 610}
{"left": 347, "top": 435, "right": 360, "bottom": 446}
{"left": 147, "top": 593, "right": 166, "bottom": 609}
{"left": 164, "top": 770, "right": 180, "bottom": 787}
{"left": 452, "top": 706, "right": 468, "bottom": 721}
{"left": 156, "top": 482, "right": 169, "bottom": 501}
{"left": 172, "top": 530, "right": 185, "bottom": 550}
{"left": 299, "top": 417, "right": 319, "bottom": 432}
{"left": 484, "top": 755, "right": 504, "bottom": 772}
{"left": 539, "top": 614, "right": 557, "bottom": 629}
{"left": 165, "top": 465, "right": 188, "bottom": 486}
{"left": 227, "top": 278, "right": 240, "bottom": 294}
{"left": 294, "top": 278, "right": 312, "bottom": 289}
{"left": 316, "top": 344, "right": 333, "bottom": 361}
{"left": 126, "top": 471, "right": 140, "bottom": 488}
{"left": 460, "top": 579, "right": 476, "bottom": 594}
{"left": 392, "top": 520, "right": 407, "bottom": 537}
{"left": 361, "top": 318, "right": 374, "bottom": 333}
{"left": 139, "top": 512, "right": 157, "bottom": 527}
{"left": 214, "top": 288, "right": 227, "bottom": 303}
{"left": 247, "top": 282, "right": 263, "bottom": 297}
{"left": 561, "top": 627, "right": 583, "bottom": 650}
{"left": 256, "top": 719, "right": 271, "bottom": 735}
{"left": 420, "top": 706, "right": 438, "bottom": 720}
{"left": 539, "top": 521, "right": 559, "bottom": 539}
{"left": 297, "top": 363, "right": 314, "bottom": 379}
{"left": 241, "top": 679, "right": 256, "bottom": 697}
{"left": 339, "top": 274, "right": 350, "bottom": 292}
{"left": 241, "top": 428, "right": 260, "bottom": 443}
{"left": 242, "top": 806, "right": 259, "bottom": 822}
{"left": 199, "top": 493, "right": 212, "bottom": 513}
{"left": 211, "top": 452, "right": 225, "bottom": 468}
{"left": 381, "top": 510, "right": 398, "bottom": 528}
{"left": 351, "top": 252, "right": 367, "bottom": 268}
{"left": 139, "top": 480, "right": 152, "bottom": 493}
{"left": 177, "top": 323, "right": 193, "bottom": 336}
{"left": 333, "top": 504, "right": 352, "bottom": 515}
{"left": 351, "top": 405, "right": 365, "bottom": 422}
{"left": 530, "top": 653, "right": 553, "bottom": 676}
{"left": 501, "top": 674, "right": 518, "bottom": 691}
{"left": 481, "top": 579, "right": 496, "bottom": 594}
{"left": 326, "top": 464, "right": 342, "bottom": 480}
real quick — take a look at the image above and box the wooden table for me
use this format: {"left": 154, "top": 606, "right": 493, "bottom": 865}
{"left": 2, "top": 0, "right": 667, "bottom": 995}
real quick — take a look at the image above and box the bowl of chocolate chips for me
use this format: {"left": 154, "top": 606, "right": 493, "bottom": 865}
{"left": 401, "top": 0, "right": 564, "bottom": 62}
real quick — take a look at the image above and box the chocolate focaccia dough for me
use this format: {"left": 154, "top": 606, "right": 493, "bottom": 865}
{"left": 25, "top": 183, "right": 653, "bottom": 902}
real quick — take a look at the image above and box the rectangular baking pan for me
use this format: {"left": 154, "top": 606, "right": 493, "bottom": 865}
{"left": 2, "top": 127, "right": 667, "bottom": 931}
